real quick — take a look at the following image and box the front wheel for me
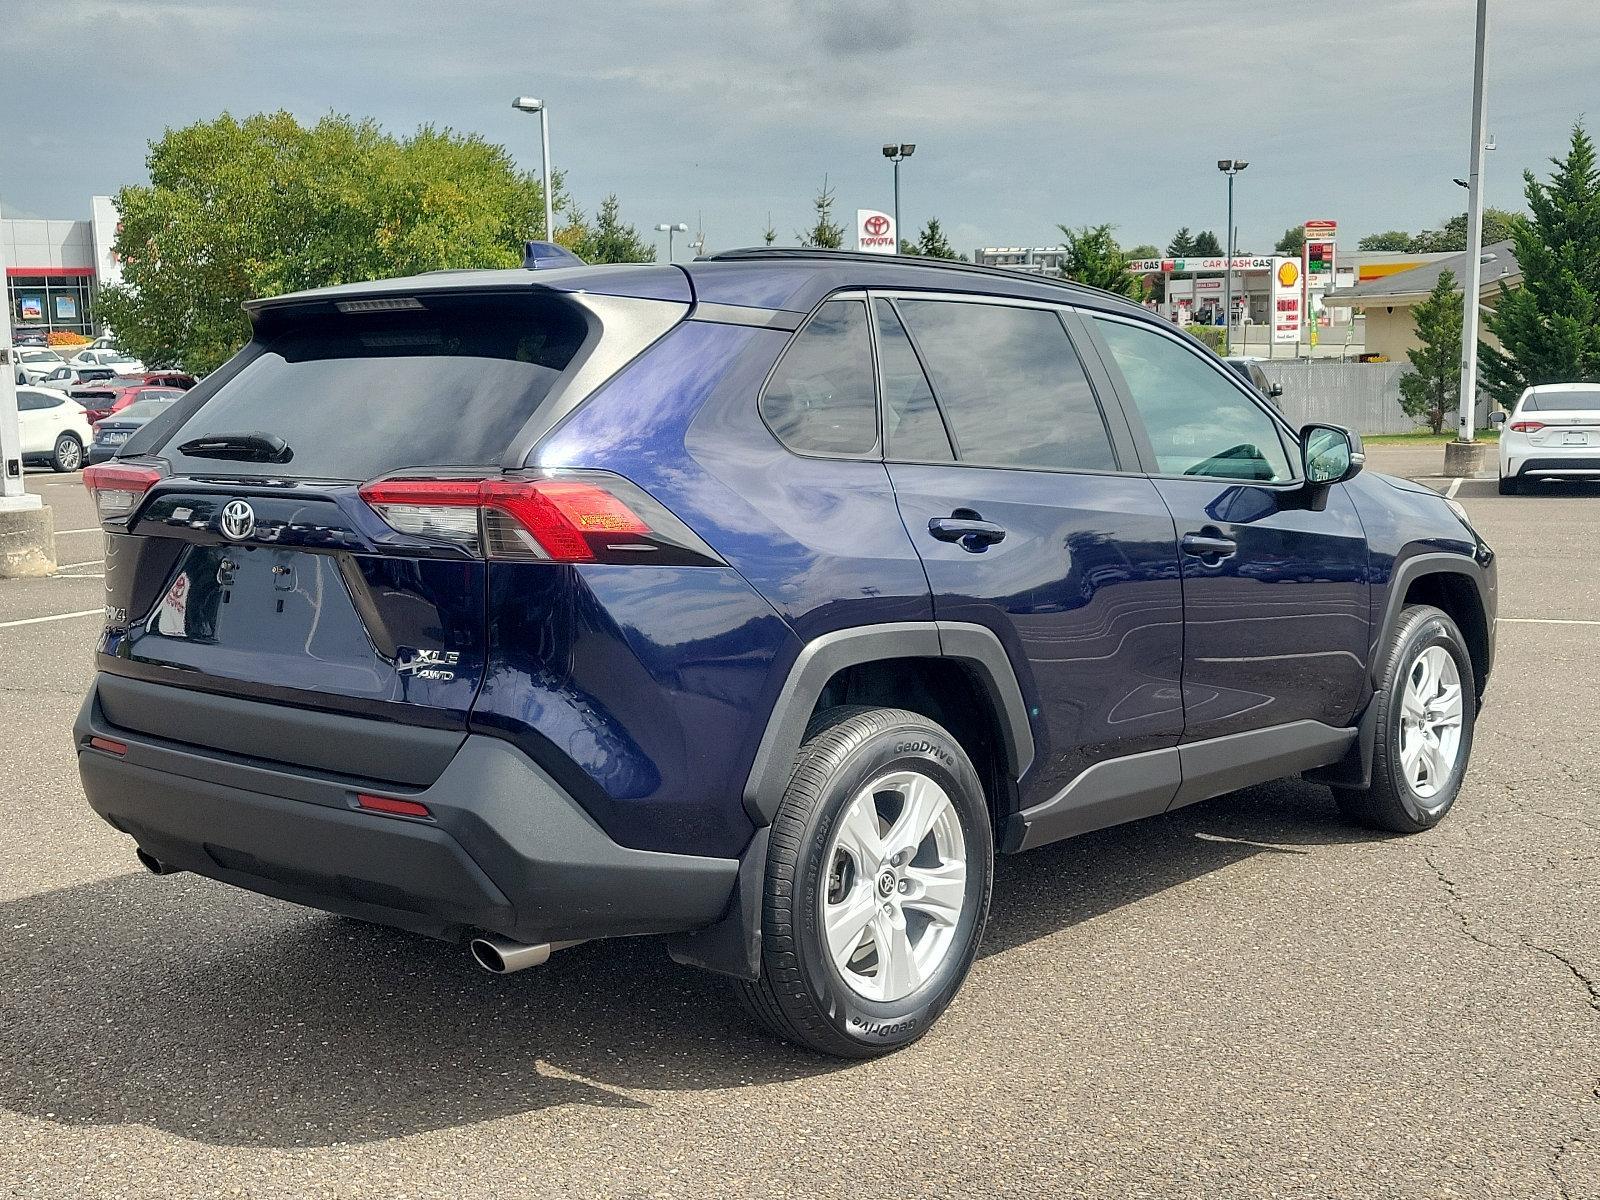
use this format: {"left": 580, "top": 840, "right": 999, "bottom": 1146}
{"left": 737, "top": 706, "right": 993, "bottom": 1058}
{"left": 51, "top": 434, "right": 84, "bottom": 473}
{"left": 1335, "top": 604, "right": 1476, "bottom": 833}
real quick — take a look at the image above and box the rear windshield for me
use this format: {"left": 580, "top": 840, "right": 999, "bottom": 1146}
{"left": 120, "top": 398, "right": 176, "bottom": 421}
{"left": 158, "top": 294, "right": 587, "bottom": 480}
{"left": 1525, "top": 388, "right": 1600, "bottom": 412}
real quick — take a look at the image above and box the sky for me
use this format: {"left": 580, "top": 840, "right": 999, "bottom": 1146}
{"left": 2, "top": 0, "right": 1596, "bottom": 259}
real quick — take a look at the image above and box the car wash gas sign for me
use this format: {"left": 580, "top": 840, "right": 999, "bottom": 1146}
{"left": 856, "top": 210, "right": 896, "bottom": 254}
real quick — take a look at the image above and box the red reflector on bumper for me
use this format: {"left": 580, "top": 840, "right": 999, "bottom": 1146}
{"left": 356, "top": 793, "right": 431, "bottom": 818}
{"left": 88, "top": 736, "right": 127, "bottom": 756}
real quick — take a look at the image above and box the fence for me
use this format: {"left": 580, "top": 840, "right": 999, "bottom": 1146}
{"left": 1256, "top": 360, "right": 1492, "bottom": 435}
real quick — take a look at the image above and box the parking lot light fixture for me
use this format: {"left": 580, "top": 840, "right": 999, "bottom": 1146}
{"left": 1217, "top": 158, "right": 1249, "bottom": 353}
{"left": 654, "top": 222, "right": 689, "bottom": 262}
{"left": 882, "top": 142, "right": 916, "bottom": 250}
{"left": 512, "top": 96, "right": 554, "bottom": 242}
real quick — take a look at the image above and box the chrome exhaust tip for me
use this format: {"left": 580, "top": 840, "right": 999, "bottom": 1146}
{"left": 469, "top": 935, "right": 581, "bottom": 974}
{"left": 135, "top": 848, "right": 181, "bottom": 876}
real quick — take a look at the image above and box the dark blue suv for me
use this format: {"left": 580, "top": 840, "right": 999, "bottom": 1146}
{"left": 76, "top": 250, "right": 1496, "bottom": 1057}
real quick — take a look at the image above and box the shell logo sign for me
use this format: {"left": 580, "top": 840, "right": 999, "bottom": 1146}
{"left": 1277, "top": 260, "right": 1301, "bottom": 289}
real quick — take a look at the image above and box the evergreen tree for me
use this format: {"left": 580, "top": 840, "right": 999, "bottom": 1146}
{"left": 762, "top": 214, "right": 777, "bottom": 246}
{"left": 1481, "top": 122, "right": 1600, "bottom": 407}
{"left": 798, "top": 177, "right": 844, "bottom": 249}
{"left": 1398, "top": 270, "right": 1463, "bottom": 434}
{"left": 573, "top": 194, "right": 654, "bottom": 263}
{"left": 911, "top": 217, "right": 960, "bottom": 260}
{"left": 1167, "top": 227, "right": 1197, "bottom": 256}
{"left": 1057, "top": 224, "right": 1141, "bottom": 298}
{"left": 1192, "top": 229, "right": 1223, "bottom": 255}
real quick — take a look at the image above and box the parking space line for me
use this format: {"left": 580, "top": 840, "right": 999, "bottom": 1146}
{"left": 1445, "top": 477, "right": 1463, "bottom": 499}
{"left": 56, "top": 560, "right": 104, "bottom": 569}
{"left": 54, "top": 528, "right": 101, "bottom": 536}
{"left": 1501, "top": 617, "right": 1600, "bottom": 626}
{"left": 0, "top": 609, "right": 102, "bottom": 630}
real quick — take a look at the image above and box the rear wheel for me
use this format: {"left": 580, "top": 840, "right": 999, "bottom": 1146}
{"left": 51, "top": 433, "right": 83, "bottom": 473}
{"left": 1497, "top": 472, "right": 1520, "bottom": 495}
{"left": 1335, "top": 604, "right": 1475, "bottom": 833}
{"left": 737, "top": 706, "right": 993, "bottom": 1058}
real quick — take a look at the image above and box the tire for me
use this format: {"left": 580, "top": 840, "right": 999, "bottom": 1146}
{"left": 736, "top": 705, "right": 994, "bottom": 1058}
{"left": 1497, "top": 473, "right": 1520, "bottom": 495}
{"left": 1335, "top": 604, "right": 1476, "bottom": 833}
{"left": 51, "top": 433, "right": 83, "bottom": 473}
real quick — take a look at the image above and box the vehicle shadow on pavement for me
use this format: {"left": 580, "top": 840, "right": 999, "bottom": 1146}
{"left": 0, "top": 777, "right": 1372, "bottom": 1147}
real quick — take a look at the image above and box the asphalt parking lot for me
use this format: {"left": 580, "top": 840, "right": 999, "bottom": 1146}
{"left": 1, "top": 451, "right": 1595, "bottom": 1199}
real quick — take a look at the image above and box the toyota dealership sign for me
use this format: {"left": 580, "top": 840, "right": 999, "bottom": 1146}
{"left": 856, "top": 209, "right": 896, "bottom": 254}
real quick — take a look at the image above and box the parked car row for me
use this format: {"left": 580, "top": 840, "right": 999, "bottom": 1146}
{"left": 9, "top": 353, "right": 196, "bottom": 473}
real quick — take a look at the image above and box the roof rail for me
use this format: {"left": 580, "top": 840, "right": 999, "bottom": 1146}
{"left": 697, "top": 246, "right": 1108, "bottom": 299}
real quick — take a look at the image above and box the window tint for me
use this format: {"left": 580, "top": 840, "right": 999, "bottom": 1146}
{"left": 161, "top": 294, "right": 586, "bottom": 481}
{"left": 17, "top": 391, "right": 49, "bottom": 411}
{"left": 895, "top": 299, "right": 1117, "bottom": 472}
{"left": 1095, "top": 319, "right": 1293, "bottom": 482}
{"left": 761, "top": 300, "right": 878, "bottom": 456}
{"left": 874, "top": 300, "right": 953, "bottom": 461}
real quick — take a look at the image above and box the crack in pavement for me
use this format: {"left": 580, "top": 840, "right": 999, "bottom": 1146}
{"left": 1422, "top": 850, "right": 1514, "bottom": 951}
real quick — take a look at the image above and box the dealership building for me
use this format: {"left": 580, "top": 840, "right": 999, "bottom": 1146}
{"left": 3, "top": 196, "right": 120, "bottom": 341}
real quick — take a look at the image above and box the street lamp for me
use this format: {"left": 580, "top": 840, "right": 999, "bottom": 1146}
{"left": 881, "top": 142, "right": 916, "bottom": 249}
{"left": 1217, "top": 158, "right": 1248, "bottom": 352}
{"left": 655, "top": 222, "right": 689, "bottom": 262}
{"left": 512, "top": 96, "right": 554, "bottom": 242}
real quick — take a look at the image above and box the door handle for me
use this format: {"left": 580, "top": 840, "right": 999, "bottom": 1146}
{"left": 1181, "top": 532, "right": 1237, "bottom": 561}
{"left": 929, "top": 516, "right": 1007, "bottom": 549}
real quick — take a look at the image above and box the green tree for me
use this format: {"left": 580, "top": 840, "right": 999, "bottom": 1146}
{"left": 1359, "top": 230, "right": 1415, "bottom": 252}
{"left": 1167, "top": 227, "right": 1197, "bottom": 256}
{"left": 1411, "top": 207, "right": 1528, "bottom": 253}
{"left": 798, "top": 177, "right": 844, "bottom": 249}
{"left": 1481, "top": 122, "right": 1600, "bottom": 407}
{"left": 909, "top": 217, "right": 961, "bottom": 260}
{"left": 1057, "top": 224, "right": 1142, "bottom": 298}
{"left": 1398, "top": 269, "right": 1463, "bottom": 433}
{"left": 1122, "top": 243, "right": 1161, "bottom": 261}
{"left": 97, "top": 111, "right": 566, "bottom": 373}
{"left": 1274, "top": 226, "right": 1306, "bottom": 256}
{"left": 572, "top": 194, "right": 654, "bottom": 264}
{"left": 1192, "top": 229, "right": 1223, "bottom": 255}
{"left": 762, "top": 214, "right": 777, "bottom": 246}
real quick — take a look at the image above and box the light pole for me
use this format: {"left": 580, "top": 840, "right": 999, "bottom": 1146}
{"left": 655, "top": 222, "right": 688, "bottom": 262}
{"left": 1217, "top": 158, "right": 1248, "bottom": 353}
{"left": 1455, "top": 0, "right": 1490, "bottom": 455}
{"left": 881, "top": 142, "right": 915, "bottom": 249}
{"left": 511, "top": 97, "right": 553, "bottom": 242}
{"left": 0, "top": 203, "right": 54, "bottom": 576}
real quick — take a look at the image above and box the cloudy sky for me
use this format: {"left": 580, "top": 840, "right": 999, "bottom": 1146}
{"left": 3, "top": 1, "right": 1595, "bottom": 257}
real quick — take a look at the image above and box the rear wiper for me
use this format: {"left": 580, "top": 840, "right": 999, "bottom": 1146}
{"left": 176, "top": 432, "right": 293, "bottom": 463}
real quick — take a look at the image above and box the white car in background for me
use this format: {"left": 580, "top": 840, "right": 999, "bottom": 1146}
{"left": 15, "top": 386, "right": 92, "bottom": 472}
{"left": 12, "top": 347, "right": 67, "bottom": 384}
{"left": 33, "top": 364, "right": 121, "bottom": 391}
{"left": 1493, "top": 383, "right": 1600, "bottom": 494}
{"left": 68, "top": 347, "right": 145, "bottom": 372}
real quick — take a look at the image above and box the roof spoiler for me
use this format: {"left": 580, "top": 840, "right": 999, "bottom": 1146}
{"left": 524, "top": 241, "right": 586, "bottom": 270}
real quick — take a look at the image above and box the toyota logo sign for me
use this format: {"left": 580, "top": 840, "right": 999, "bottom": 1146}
{"left": 855, "top": 209, "right": 896, "bottom": 254}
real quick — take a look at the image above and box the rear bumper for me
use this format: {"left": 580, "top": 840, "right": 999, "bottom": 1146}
{"left": 1505, "top": 448, "right": 1600, "bottom": 477}
{"left": 75, "top": 678, "right": 738, "bottom": 945}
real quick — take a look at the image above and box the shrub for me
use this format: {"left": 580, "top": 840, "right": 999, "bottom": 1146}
{"left": 47, "top": 331, "right": 91, "bottom": 347}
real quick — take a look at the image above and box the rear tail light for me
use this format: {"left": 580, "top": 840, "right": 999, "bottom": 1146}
{"left": 82, "top": 463, "right": 162, "bottom": 519}
{"left": 358, "top": 471, "right": 723, "bottom": 566}
{"left": 1509, "top": 421, "right": 1544, "bottom": 433}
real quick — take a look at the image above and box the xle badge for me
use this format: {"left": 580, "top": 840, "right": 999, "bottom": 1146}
{"left": 395, "top": 648, "right": 461, "bottom": 681}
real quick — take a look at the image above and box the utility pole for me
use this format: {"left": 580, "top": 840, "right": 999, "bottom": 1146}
{"left": 1447, "top": 0, "right": 1491, "bottom": 478}
{"left": 0, "top": 204, "right": 57, "bottom": 577}
{"left": 1217, "top": 159, "right": 1248, "bottom": 354}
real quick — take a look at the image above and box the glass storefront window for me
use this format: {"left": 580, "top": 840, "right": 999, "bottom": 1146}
{"left": 8, "top": 274, "right": 96, "bottom": 339}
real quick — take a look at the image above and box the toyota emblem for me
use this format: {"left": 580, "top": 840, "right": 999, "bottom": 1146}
{"left": 220, "top": 499, "right": 256, "bottom": 541}
{"left": 864, "top": 214, "right": 890, "bottom": 237}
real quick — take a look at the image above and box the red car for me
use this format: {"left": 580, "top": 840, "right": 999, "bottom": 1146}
{"left": 73, "top": 384, "right": 187, "bottom": 424}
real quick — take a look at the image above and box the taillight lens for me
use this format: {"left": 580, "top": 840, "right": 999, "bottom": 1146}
{"left": 82, "top": 463, "right": 162, "bottom": 520}
{"left": 1509, "top": 421, "right": 1544, "bottom": 433}
{"left": 358, "top": 472, "right": 722, "bottom": 566}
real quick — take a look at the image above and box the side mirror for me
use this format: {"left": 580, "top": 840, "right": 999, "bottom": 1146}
{"left": 1301, "top": 423, "right": 1364, "bottom": 487}
{"left": 1488, "top": 410, "right": 1507, "bottom": 429}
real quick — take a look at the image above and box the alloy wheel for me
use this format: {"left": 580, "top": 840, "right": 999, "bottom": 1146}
{"left": 1398, "top": 645, "right": 1464, "bottom": 800}
{"left": 819, "top": 769, "right": 967, "bottom": 1003}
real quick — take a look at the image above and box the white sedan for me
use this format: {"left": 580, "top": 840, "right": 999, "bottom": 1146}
{"left": 1494, "top": 383, "right": 1600, "bottom": 495}
{"left": 68, "top": 347, "right": 145, "bottom": 372}
{"left": 15, "top": 386, "right": 93, "bottom": 472}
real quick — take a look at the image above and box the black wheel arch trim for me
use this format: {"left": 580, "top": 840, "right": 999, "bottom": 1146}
{"left": 1373, "top": 550, "right": 1495, "bottom": 690}
{"left": 740, "top": 621, "right": 1035, "bottom": 829}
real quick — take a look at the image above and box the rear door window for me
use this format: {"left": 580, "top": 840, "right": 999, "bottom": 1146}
{"left": 874, "top": 299, "right": 953, "bottom": 462}
{"left": 158, "top": 294, "right": 587, "bottom": 480}
{"left": 760, "top": 299, "right": 878, "bottom": 456}
{"left": 894, "top": 299, "right": 1118, "bottom": 472}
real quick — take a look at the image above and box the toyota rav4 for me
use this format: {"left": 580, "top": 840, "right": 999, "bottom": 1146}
{"left": 75, "top": 249, "right": 1496, "bottom": 1057}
